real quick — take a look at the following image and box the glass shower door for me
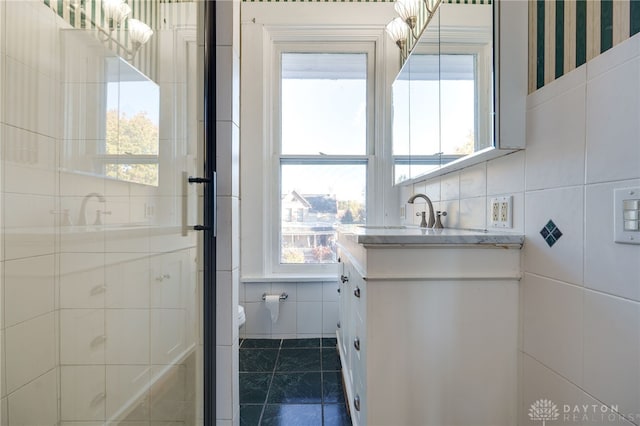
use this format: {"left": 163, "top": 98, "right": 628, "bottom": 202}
{"left": 0, "top": 1, "right": 202, "bottom": 424}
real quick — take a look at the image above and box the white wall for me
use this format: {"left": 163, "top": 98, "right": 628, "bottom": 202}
{"left": 402, "top": 33, "right": 640, "bottom": 425}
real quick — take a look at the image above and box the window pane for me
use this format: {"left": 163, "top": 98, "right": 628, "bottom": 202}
{"left": 281, "top": 53, "right": 367, "bottom": 155}
{"left": 440, "top": 54, "right": 476, "bottom": 155}
{"left": 281, "top": 163, "right": 366, "bottom": 264}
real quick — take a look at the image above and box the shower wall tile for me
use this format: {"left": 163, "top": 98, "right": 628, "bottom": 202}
{"left": 59, "top": 173, "right": 106, "bottom": 198}
{"left": 4, "top": 56, "right": 60, "bottom": 138}
{"left": 1, "top": 329, "right": 6, "bottom": 398}
{"left": 105, "top": 254, "right": 150, "bottom": 309}
{"left": 520, "top": 354, "right": 583, "bottom": 425}
{"left": 216, "top": 196, "right": 239, "bottom": 271}
{"left": 322, "top": 302, "right": 339, "bottom": 335}
{"left": 217, "top": 270, "right": 236, "bottom": 346}
{"left": 216, "top": 345, "right": 234, "bottom": 420}
{"left": 439, "top": 199, "right": 460, "bottom": 229}
{"left": 524, "top": 77, "right": 586, "bottom": 191}
{"left": 486, "top": 150, "right": 525, "bottom": 196}
{"left": 585, "top": 56, "right": 640, "bottom": 184}
{"left": 217, "top": 109, "right": 240, "bottom": 198}
{"left": 440, "top": 172, "right": 460, "bottom": 201}
{"left": 1, "top": 398, "right": 7, "bottom": 426}
{"left": 105, "top": 309, "right": 150, "bottom": 365}
{"left": 60, "top": 366, "right": 106, "bottom": 422}
{"left": 105, "top": 365, "right": 151, "bottom": 421}
{"left": 298, "top": 283, "right": 323, "bottom": 301}
{"left": 241, "top": 282, "right": 339, "bottom": 339}
{"left": 524, "top": 187, "right": 584, "bottom": 286}
{"left": 522, "top": 273, "right": 583, "bottom": 386}
{"left": 2, "top": 126, "right": 57, "bottom": 197}
{"left": 583, "top": 290, "right": 640, "bottom": 419}
{"left": 322, "top": 282, "right": 339, "bottom": 303}
{"left": 296, "top": 302, "right": 322, "bottom": 335}
{"left": 7, "top": 369, "right": 58, "bottom": 426}
{"left": 244, "top": 282, "right": 271, "bottom": 303}
{"left": 5, "top": 1, "right": 59, "bottom": 79}
{"left": 459, "top": 163, "right": 486, "bottom": 199}
{"left": 60, "top": 309, "right": 105, "bottom": 366}
{"left": 5, "top": 312, "right": 56, "bottom": 393}
{"left": 459, "top": 197, "right": 486, "bottom": 230}
{"left": 3, "top": 193, "right": 55, "bottom": 260}
{"left": 216, "top": 45, "right": 235, "bottom": 123}
{"left": 150, "top": 308, "right": 185, "bottom": 365}
{"left": 149, "top": 364, "right": 188, "bottom": 422}
{"left": 3, "top": 255, "right": 54, "bottom": 327}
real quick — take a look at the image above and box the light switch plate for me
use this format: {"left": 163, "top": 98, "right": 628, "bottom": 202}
{"left": 614, "top": 186, "right": 640, "bottom": 245}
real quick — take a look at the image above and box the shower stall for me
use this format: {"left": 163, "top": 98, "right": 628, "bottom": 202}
{"left": 0, "top": 0, "right": 211, "bottom": 423}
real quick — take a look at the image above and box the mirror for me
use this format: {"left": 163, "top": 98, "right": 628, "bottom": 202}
{"left": 61, "top": 30, "right": 160, "bottom": 186}
{"left": 392, "top": 2, "right": 494, "bottom": 183}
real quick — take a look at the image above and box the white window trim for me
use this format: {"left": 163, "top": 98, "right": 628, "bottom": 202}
{"left": 248, "top": 26, "right": 390, "bottom": 279}
{"left": 269, "top": 38, "right": 377, "bottom": 277}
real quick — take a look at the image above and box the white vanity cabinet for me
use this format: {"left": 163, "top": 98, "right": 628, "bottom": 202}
{"left": 336, "top": 227, "right": 523, "bottom": 426}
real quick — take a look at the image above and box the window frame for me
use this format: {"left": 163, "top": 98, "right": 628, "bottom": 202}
{"left": 270, "top": 41, "right": 377, "bottom": 276}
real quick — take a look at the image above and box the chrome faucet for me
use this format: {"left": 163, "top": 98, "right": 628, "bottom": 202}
{"left": 407, "top": 193, "right": 436, "bottom": 228}
{"left": 78, "top": 192, "right": 106, "bottom": 225}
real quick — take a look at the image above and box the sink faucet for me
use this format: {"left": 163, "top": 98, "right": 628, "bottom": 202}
{"left": 407, "top": 193, "right": 435, "bottom": 228}
{"left": 78, "top": 192, "right": 106, "bottom": 225}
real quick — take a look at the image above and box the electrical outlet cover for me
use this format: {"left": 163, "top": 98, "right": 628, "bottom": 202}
{"left": 490, "top": 196, "right": 513, "bottom": 228}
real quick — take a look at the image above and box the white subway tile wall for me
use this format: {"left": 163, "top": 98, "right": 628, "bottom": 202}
{"left": 240, "top": 282, "right": 340, "bottom": 339}
{"left": 215, "top": 1, "right": 241, "bottom": 425}
{"left": 404, "top": 34, "right": 640, "bottom": 424}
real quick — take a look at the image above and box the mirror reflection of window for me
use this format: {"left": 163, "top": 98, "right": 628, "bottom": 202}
{"left": 104, "top": 59, "right": 160, "bottom": 186}
{"left": 439, "top": 54, "right": 476, "bottom": 156}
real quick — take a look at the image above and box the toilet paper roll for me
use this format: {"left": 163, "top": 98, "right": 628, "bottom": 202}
{"left": 264, "top": 295, "right": 280, "bottom": 322}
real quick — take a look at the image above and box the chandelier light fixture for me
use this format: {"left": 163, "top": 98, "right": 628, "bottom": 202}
{"left": 69, "top": 0, "right": 153, "bottom": 60}
{"left": 385, "top": 0, "right": 441, "bottom": 58}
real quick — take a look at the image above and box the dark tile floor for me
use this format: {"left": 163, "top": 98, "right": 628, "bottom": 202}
{"left": 239, "top": 338, "right": 351, "bottom": 426}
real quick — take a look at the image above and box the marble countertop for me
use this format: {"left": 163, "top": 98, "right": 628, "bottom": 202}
{"left": 338, "top": 225, "right": 524, "bottom": 246}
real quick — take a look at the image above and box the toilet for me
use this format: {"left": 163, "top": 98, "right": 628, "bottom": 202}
{"left": 238, "top": 305, "right": 246, "bottom": 328}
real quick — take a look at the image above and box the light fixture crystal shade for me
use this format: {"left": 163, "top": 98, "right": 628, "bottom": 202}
{"left": 385, "top": 17, "right": 409, "bottom": 43}
{"left": 128, "top": 19, "right": 154, "bottom": 46}
{"left": 103, "top": 0, "right": 131, "bottom": 26}
{"left": 394, "top": 0, "right": 422, "bottom": 23}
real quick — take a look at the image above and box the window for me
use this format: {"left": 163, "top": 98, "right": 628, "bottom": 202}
{"left": 276, "top": 49, "right": 373, "bottom": 266}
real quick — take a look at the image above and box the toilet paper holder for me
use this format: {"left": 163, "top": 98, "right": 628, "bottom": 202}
{"left": 262, "top": 292, "right": 288, "bottom": 301}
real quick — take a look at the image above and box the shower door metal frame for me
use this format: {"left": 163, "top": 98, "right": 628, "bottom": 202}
{"left": 203, "top": 1, "right": 217, "bottom": 423}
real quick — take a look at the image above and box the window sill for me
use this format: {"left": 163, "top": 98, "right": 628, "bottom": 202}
{"left": 241, "top": 275, "right": 338, "bottom": 283}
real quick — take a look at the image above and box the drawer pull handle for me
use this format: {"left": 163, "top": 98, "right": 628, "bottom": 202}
{"left": 337, "top": 321, "right": 341, "bottom": 329}
{"left": 340, "top": 275, "right": 349, "bottom": 284}
{"left": 354, "top": 337, "right": 360, "bottom": 351}
{"left": 354, "top": 395, "right": 361, "bottom": 411}
{"left": 337, "top": 288, "right": 341, "bottom": 294}
{"left": 353, "top": 287, "right": 360, "bottom": 298}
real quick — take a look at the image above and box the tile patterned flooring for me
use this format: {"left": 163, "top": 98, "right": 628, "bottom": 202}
{"left": 239, "top": 338, "right": 351, "bottom": 426}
